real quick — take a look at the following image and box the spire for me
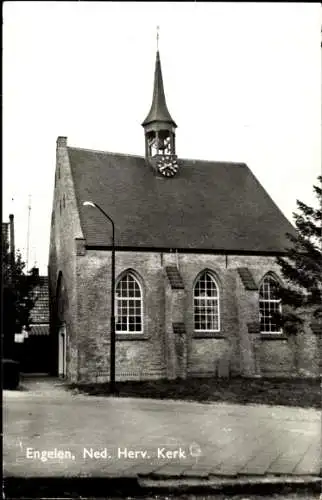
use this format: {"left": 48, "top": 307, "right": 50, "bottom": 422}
{"left": 142, "top": 33, "right": 178, "bottom": 176}
{"left": 142, "top": 49, "right": 177, "bottom": 127}
{"left": 157, "top": 25, "right": 159, "bottom": 51}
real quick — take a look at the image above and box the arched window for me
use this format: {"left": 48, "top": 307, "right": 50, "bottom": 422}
{"left": 116, "top": 272, "right": 143, "bottom": 333}
{"left": 194, "top": 271, "right": 220, "bottom": 332}
{"left": 259, "top": 274, "right": 282, "bottom": 333}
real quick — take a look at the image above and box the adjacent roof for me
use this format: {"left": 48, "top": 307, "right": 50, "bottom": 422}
{"left": 30, "top": 277, "right": 49, "bottom": 323}
{"left": 69, "top": 147, "right": 296, "bottom": 253}
{"left": 142, "top": 51, "right": 177, "bottom": 127}
{"left": 29, "top": 325, "right": 49, "bottom": 336}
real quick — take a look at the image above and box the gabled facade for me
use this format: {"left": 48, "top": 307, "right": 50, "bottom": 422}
{"left": 48, "top": 49, "right": 320, "bottom": 382}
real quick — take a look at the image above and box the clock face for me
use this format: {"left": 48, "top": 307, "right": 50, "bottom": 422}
{"left": 157, "top": 157, "right": 178, "bottom": 177}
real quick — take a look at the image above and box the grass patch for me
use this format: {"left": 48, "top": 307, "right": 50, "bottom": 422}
{"left": 68, "top": 376, "right": 321, "bottom": 409}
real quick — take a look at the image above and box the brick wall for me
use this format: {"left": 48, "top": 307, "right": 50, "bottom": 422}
{"left": 164, "top": 278, "right": 186, "bottom": 379}
{"left": 72, "top": 250, "right": 318, "bottom": 382}
{"left": 48, "top": 142, "right": 319, "bottom": 381}
{"left": 188, "top": 338, "right": 230, "bottom": 377}
{"left": 48, "top": 137, "right": 84, "bottom": 381}
{"left": 235, "top": 271, "right": 258, "bottom": 377}
{"left": 259, "top": 339, "right": 294, "bottom": 375}
{"left": 295, "top": 310, "right": 321, "bottom": 377}
{"left": 75, "top": 251, "right": 167, "bottom": 382}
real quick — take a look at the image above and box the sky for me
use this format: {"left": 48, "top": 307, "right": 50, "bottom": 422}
{"left": 3, "top": 2, "right": 321, "bottom": 275}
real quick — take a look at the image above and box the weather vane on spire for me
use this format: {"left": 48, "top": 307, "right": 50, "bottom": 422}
{"left": 156, "top": 25, "right": 160, "bottom": 50}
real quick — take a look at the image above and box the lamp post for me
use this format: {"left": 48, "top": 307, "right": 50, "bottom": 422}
{"left": 83, "top": 201, "right": 116, "bottom": 394}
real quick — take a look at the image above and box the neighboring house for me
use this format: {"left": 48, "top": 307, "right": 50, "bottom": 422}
{"left": 48, "top": 49, "right": 320, "bottom": 382}
{"left": 2, "top": 216, "right": 51, "bottom": 371}
{"left": 2, "top": 214, "right": 15, "bottom": 273}
{"left": 2, "top": 214, "right": 16, "bottom": 358}
{"left": 20, "top": 272, "right": 51, "bottom": 374}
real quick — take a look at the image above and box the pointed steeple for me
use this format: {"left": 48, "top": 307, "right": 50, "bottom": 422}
{"left": 142, "top": 44, "right": 178, "bottom": 177}
{"left": 142, "top": 50, "right": 177, "bottom": 128}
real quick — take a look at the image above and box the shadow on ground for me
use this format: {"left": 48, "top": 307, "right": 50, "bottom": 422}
{"left": 69, "top": 376, "right": 322, "bottom": 409}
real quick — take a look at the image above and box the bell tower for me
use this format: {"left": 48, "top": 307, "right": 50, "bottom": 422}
{"left": 142, "top": 30, "right": 178, "bottom": 177}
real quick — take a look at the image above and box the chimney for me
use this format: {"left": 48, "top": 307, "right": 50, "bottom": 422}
{"left": 9, "top": 214, "right": 15, "bottom": 268}
{"left": 56, "top": 136, "right": 68, "bottom": 149}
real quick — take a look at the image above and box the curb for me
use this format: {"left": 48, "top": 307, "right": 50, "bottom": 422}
{"left": 4, "top": 475, "right": 321, "bottom": 498}
{"left": 139, "top": 475, "right": 322, "bottom": 494}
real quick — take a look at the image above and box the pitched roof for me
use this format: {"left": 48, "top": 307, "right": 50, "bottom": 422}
{"left": 29, "top": 325, "right": 49, "bottom": 336}
{"left": 68, "top": 147, "right": 296, "bottom": 253}
{"left": 30, "top": 277, "right": 49, "bottom": 323}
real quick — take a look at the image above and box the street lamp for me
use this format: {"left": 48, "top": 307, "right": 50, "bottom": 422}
{"left": 83, "top": 201, "right": 116, "bottom": 394}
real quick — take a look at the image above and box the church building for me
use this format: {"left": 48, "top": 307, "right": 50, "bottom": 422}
{"left": 48, "top": 47, "right": 320, "bottom": 382}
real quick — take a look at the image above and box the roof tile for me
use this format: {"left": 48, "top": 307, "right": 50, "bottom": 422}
{"left": 237, "top": 268, "right": 258, "bottom": 290}
{"left": 29, "top": 325, "right": 49, "bottom": 336}
{"left": 165, "top": 266, "right": 185, "bottom": 289}
{"left": 68, "top": 147, "right": 296, "bottom": 253}
{"left": 30, "top": 277, "right": 49, "bottom": 323}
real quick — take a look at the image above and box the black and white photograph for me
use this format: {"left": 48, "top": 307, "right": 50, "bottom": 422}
{"left": 3, "top": 2, "right": 321, "bottom": 499}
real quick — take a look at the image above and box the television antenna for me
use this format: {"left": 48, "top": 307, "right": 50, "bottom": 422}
{"left": 26, "top": 194, "right": 31, "bottom": 272}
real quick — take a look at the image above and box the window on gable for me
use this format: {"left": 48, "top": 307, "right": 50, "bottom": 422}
{"left": 116, "top": 272, "right": 143, "bottom": 333}
{"left": 259, "top": 274, "right": 282, "bottom": 333}
{"left": 194, "top": 271, "right": 220, "bottom": 332}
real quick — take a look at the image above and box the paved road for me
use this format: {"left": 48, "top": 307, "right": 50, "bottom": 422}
{"left": 3, "top": 377, "right": 321, "bottom": 479}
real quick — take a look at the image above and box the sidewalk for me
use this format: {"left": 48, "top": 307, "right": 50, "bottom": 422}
{"left": 3, "top": 377, "right": 321, "bottom": 496}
